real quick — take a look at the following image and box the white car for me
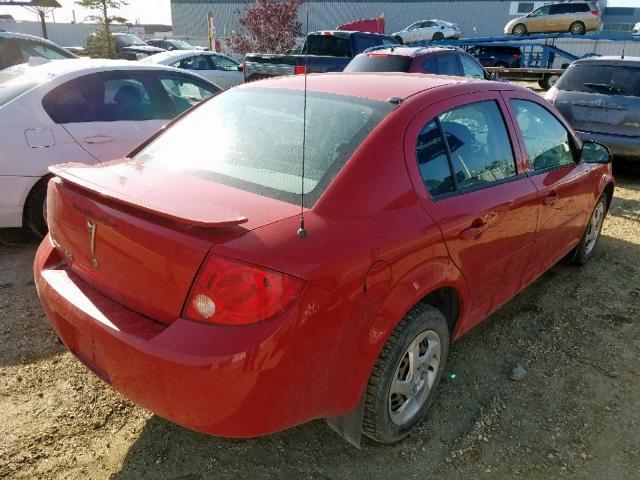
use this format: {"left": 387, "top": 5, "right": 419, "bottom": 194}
{"left": 1, "top": 31, "right": 77, "bottom": 70}
{"left": 392, "top": 19, "right": 462, "bottom": 44}
{"left": 0, "top": 59, "right": 221, "bottom": 236}
{"left": 142, "top": 50, "right": 244, "bottom": 89}
{"left": 633, "top": 22, "right": 639, "bottom": 37}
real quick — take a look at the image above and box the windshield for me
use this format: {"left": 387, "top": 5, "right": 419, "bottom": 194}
{"left": 0, "top": 66, "right": 37, "bottom": 107}
{"left": 115, "top": 34, "right": 148, "bottom": 47}
{"left": 135, "top": 88, "right": 393, "bottom": 206}
{"left": 556, "top": 64, "right": 640, "bottom": 97}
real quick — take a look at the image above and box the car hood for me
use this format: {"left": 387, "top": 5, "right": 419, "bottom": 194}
{"left": 121, "top": 45, "right": 166, "bottom": 54}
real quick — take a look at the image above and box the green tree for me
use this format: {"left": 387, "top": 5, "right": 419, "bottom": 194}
{"left": 77, "top": 0, "right": 129, "bottom": 58}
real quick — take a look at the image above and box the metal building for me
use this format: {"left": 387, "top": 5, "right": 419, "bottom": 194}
{"left": 170, "top": 0, "right": 610, "bottom": 42}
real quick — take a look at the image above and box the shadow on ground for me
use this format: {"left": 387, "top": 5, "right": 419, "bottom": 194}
{"left": 111, "top": 231, "right": 640, "bottom": 480}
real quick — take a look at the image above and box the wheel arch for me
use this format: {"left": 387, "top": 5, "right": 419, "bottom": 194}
{"left": 22, "top": 173, "right": 52, "bottom": 220}
{"left": 602, "top": 180, "right": 615, "bottom": 210}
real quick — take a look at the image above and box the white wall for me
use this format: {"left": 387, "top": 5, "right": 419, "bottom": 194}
{"left": 0, "top": 20, "right": 144, "bottom": 47}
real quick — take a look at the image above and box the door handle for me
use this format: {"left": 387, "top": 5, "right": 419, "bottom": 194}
{"left": 84, "top": 135, "right": 115, "bottom": 144}
{"left": 543, "top": 191, "right": 559, "bottom": 206}
{"left": 460, "top": 220, "right": 489, "bottom": 240}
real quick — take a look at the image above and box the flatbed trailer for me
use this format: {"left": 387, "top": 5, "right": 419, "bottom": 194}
{"left": 412, "top": 33, "right": 640, "bottom": 89}
{"left": 485, "top": 66, "right": 566, "bottom": 89}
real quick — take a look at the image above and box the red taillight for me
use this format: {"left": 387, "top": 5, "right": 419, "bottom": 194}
{"left": 183, "top": 255, "right": 303, "bottom": 326}
{"left": 294, "top": 64, "right": 307, "bottom": 75}
{"left": 591, "top": 9, "right": 599, "bottom": 15}
{"left": 513, "top": 53, "right": 522, "bottom": 59}
{"left": 322, "top": 31, "right": 333, "bottom": 36}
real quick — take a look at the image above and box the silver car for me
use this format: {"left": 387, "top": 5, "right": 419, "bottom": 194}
{"left": 546, "top": 56, "right": 640, "bottom": 162}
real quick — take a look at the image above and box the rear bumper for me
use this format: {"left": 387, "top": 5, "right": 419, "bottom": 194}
{"left": 34, "top": 238, "right": 373, "bottom": 437}
{"left": 576, "top": 130, "right": 640, "bottom": 161}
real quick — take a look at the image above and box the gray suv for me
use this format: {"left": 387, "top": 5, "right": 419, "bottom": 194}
{"left": 546, "top": 56, "right": 640, "bottom": 162}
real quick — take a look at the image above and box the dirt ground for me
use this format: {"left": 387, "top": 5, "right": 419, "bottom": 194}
{"left": 1, "top": 166, "right": 639, "bottom": 480}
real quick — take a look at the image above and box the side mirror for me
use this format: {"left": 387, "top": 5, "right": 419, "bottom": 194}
{"left": 580, "top": 141, "right": 612, "bottom": 164}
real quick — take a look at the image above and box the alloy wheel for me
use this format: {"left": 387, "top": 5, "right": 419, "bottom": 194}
{"left": 584, "top": 201, "right": 605, "bottom": 255}
{"left": 388, "top": 330, "right": 441, "bottom": 426}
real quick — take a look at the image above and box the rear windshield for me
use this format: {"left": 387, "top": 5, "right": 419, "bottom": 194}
{"left": 0, "top": 67, "right": 37, "bottom": 107}
{"left": 303, "top": 35, "right": 352, "bottom": 57}
{"left": 344, "top": 54, "right": 411, "bottom": 73}
{"left": 556, "top": 64, "right": 640, "bottom": 97}
{"left": 135, "top": 88, "right": 394, "bottom": 206}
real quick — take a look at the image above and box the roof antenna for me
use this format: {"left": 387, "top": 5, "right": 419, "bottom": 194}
{"left": 298, "top": 8, "right": 310, "bottom": 239}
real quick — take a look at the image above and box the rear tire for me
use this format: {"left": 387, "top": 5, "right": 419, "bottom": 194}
{"left": 432, "top": 32, "right": 445, "bottom": 41}
{"left": 24, "top": 176, "right": 51, "bottom": 239}
{"left": 572, "top": 195, "right": 608, "bottom": 265}
{"left": 512, "top": 23, "right": 528, "bottom": 36}
{"left": 570, "top": 21, "right": 586, "bottom": 35}
{"left": 393, "top": 36, "right": 404, "bottom": 45}
{"left": 363, "top": 303, "right": 449, "bottom": 444}
{"left": 541, "top": 73, "right": 560, "bottom": 90}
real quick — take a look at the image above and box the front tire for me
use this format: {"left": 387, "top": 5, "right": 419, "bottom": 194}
{"left": 24, "top": 176, "right": 51, "bottom": 238}
{"left": 393, "top": 36, "right": 404, "bottom": 45}
{"left": 573, "top": 195, "right": 608, "bottom": 265}
{"left": 363, "top": 303, "right": 449, "bottom": 444}
{"left": 512, "top": 23, "right": 528, "bottom": 36}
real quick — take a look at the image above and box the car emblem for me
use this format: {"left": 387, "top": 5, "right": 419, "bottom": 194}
{"left": 86, "top": 220, "right": 99, "bottom": 268}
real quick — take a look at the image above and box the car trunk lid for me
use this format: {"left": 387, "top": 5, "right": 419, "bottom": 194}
{"left": 553, "top": 62, "right": 640, "bottom": 137}
{"left": 555, "top": 91, "right": 640, "bottom": 137}
{"left": 47, "top": 161, "right": 300, "bottom": 324}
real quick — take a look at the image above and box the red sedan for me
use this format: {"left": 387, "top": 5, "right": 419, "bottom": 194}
{"left": 34, "top": 73, "right": 614, "bottom": 445}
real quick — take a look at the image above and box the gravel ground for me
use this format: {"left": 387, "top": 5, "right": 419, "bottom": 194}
{"left": 1, "top": 169, "right": 639, "bottom": 480}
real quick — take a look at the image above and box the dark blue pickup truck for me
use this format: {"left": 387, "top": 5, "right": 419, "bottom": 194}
{"left": 243, "top": 30, "right": 398, "bottom": 81}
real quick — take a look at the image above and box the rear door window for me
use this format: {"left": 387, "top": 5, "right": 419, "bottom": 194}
{"left": 179, "top": 55, "right": 213, "bottom": 70}
{"left": 510, "top": 100, "right": 575, "bottom": 172}
{"left": 416, "top": 120, "right": 456, "bottom": 196}
{"left": 210, "top": 55, "right": 239, "bottom": 71}
{"left": 556, "top": 64, "right": 640, "bottom": 97}
{"left": 43, "top": 72, "right": 174, "bottom": 123}
{"left": 423, "top": 53, "right": 461, "bottom": 76}
{"left": 416, "top": 100, "right": 517, "bottom": 196}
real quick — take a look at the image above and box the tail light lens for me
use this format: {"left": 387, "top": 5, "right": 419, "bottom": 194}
{"left": 513, "top": 53, "right": 522, "bottom": 59}
{"left": 591, "top": 9, "right": 600, "bottom": 15}
{"left": 183, "top": 255, "right": 304, "bottom": 326}
{"left": 294, "top": 64, "right": 307, "bottom": 75}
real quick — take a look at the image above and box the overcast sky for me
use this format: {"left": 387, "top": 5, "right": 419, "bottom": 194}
{"left": 1, "top": 0, "right": 637, "bottom": 25}
{"left": 1, "top": 0, "right": 173, "bottom": 25}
